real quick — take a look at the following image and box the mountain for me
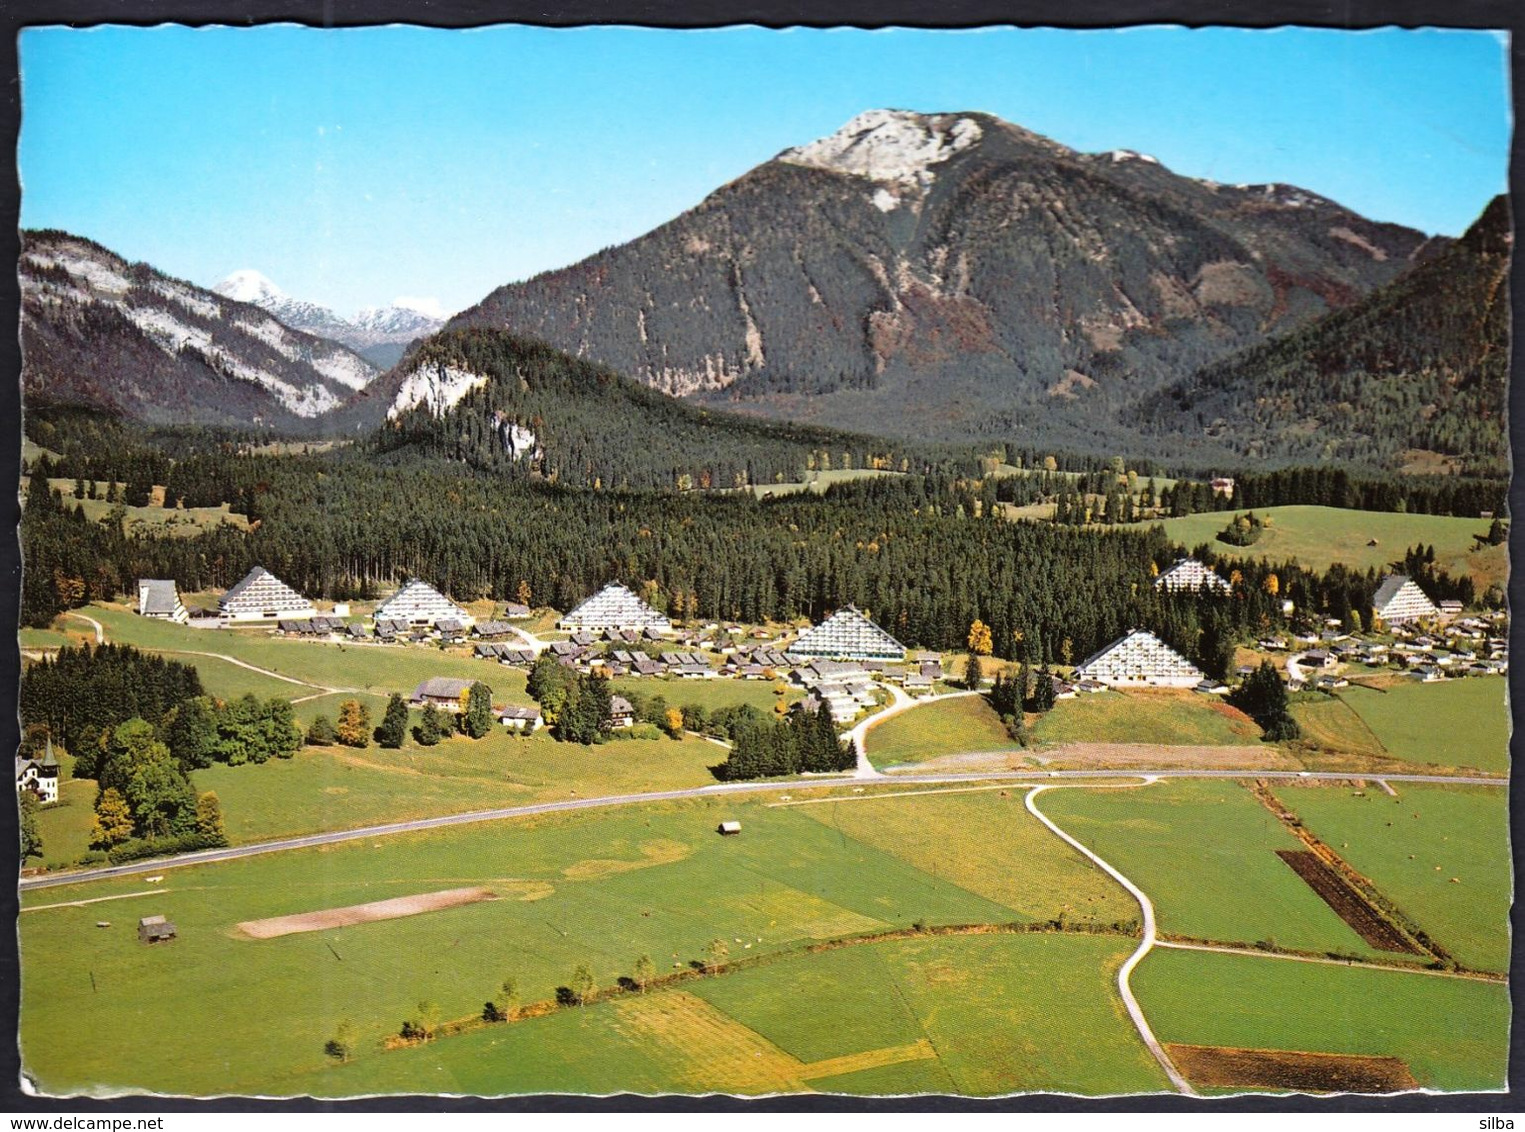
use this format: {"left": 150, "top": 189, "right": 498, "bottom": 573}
{"left": 213, "top": 271, "right": 445, "bottom": 369}
{"left": 443, "top": 108, "right": 1433, "bottom": 443}
{"left": 368, "top": 326, "right": 954, "bottom": 490}
{"left": 1136, "top": 195, "right": 1511, "bottom": 475}
{"left": 21, "top": 231, "right": 379, "bottom": 431}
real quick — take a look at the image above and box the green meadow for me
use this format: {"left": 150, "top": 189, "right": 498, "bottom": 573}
{"left": 1340, "top": 679, "right": 1509, "bottom": 772}
{"left": 1028, "top": 691, "right": 1260, "bottom": 748}
{"left": 1135, "top": 947, "right": 1509, "bottom": 1093}
{"left": 1126, "top": 504, "right": 1506, "bottom": 588}
{"left": 1039, "top": 781, "right": 1393, "bottom": 958}
{"left": 611, "top": 674, "right": 801, "bottom": 716}
{"left": 790, "top": 788, "right": 1134, "bottom": 926}
{"left": 85, "top": 604, "right": 526, "bottom": 701}
{"left": 1271, "top": 784, "right": 1511, "bottom": 973}
{"left": 20, "top": 792, "right": 1123, "bottom": 1096}
{"left": 864, "top": 695, "right": 1021, "bottom": 769}
{"left": 304, "top": 933, "right": 1162, "bottom": 1097}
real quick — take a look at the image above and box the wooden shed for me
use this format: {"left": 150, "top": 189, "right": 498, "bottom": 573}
{"left": 138, "top": 915, "right": 176, "bottom": 944}
{"left": 717, "top": 821, "right": 742, "bottom": 836}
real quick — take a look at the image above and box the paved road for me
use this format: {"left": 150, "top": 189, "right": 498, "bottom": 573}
{"left": 1026, "top": 781, "right": 1197, "bottom": 1096}
{"left": 19, "top": 766, "right": 1504, "bottom": 892}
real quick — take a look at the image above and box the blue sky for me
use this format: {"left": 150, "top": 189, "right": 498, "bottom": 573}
{"left": 19, "top": 24, "right": 1511, "bottom": 317}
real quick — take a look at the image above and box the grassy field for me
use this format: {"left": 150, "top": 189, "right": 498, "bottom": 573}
{"left": 748, "top": 468, "right": 901, "bottom": 499}
{"left": 1287, "top": 694, "right": 1389, "bottom": 759}
{"left": 864, "top": 695, "right": 1021, "bottom": 769}
{"left": 790, "top": 788, "right": 1135, "bottom": 926}
{"left": 32, "top": 775, "right": 97, "bottom": 870}
{"left": 1339, "top": 679, "right": 1509, "bottom": 773}
{"left": 1125, "top": 505, "right": 1505, "bottom": 588}
{"left": 84, "top": 604, "right": 527, "bottom": 701}
{"left": 294, "top": 932, "right": 1163, "bottom": 1097}
{"left": 20, "top": 793, "right": 1081, "bottom": 1096}
{"left": 1135, "top": 948, "right": 1509, "bottom": 1093}
{"left": 1271, "top": 785, "right": 1511, "bottom": 973}
{"left": 194, "top": 727, "right": 727, "bottom": 845}
{"left": 611, "top": 675, "right": 800, "bottom": 716}
{"left": 1039, "top": 781, "right": 1393, "bottom": 959}
{"left": 45, "top": 479, "right": 250, "bottom": 539}
{"left": 1028, "top": 691, "right": 1261, "bottom": 748}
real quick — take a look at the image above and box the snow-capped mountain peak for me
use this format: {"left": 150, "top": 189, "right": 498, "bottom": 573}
{"left": 213, "top": 269, "right": 286, "bottom": 305}
{"left": 211, "top": 269, "right": 448, "bottom": 369}
{"left": 778, "top": 109, "right": 983, "bottom": 188}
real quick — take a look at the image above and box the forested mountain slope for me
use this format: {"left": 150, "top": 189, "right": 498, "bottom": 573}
{"left": 432, "top": 109, "right": 1430, "bottom": 442}
{"left": 1137, "top": 195, "right": 1511, "bottom": 474}
{"left": 368, "top": 327, "right": 957, "bottom": 490}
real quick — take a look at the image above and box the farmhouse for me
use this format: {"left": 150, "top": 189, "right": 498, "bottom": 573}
{"left": 137, "top": 579, "right": 189, "bottom": 624}
{"left": 558, "top": 583, "right": 672, "bottom": 634}
{"left": 606, "top": 695, "right": 636, "bottom": 730}
{"left": 1073, "top": 629, "right": 1203, "bottom": 689}
{"left": 410, "top": 677, "right": 476, "bottom": 712}
{"left": 376, "top": 579, "right": 472, "bottom": 628}
{"left": 788, "top": 606, "right": 906, "bottom": 662}
{"left": 137, "top": 915, "right": 176, "bottom": 944}
{"left": 1154, "top": 557, "right": 1232, "bottom": 595}
{"left": 219, "top": 566, "right": 316, "bottom": 623}
{"left": 1372, "top": 575, "right": 1439, "bottom": 625}
{"left": 15, "top": 737, "right": 59, "bottom": 804}
{"left": 496, "top": 705, "right": 543, "bottom": 731}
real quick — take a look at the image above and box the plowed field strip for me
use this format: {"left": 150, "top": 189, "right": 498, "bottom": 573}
{"left": 1166, "top": 1044, "right": 1418, "bottom": 1093}
{"left": 1274, "top": 851, "right": 1420, "bottom": 954}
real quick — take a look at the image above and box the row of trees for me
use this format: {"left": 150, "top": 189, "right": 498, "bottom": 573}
{"left": 712, "top": 702, "right": 852, "bottom": 781}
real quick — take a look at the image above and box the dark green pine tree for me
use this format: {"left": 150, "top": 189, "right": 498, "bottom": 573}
{"left": 377, "top": 693, "right": 410, "bottom": 749}
{"left": 461, "top": 682, "right": 495, "bottom": 740}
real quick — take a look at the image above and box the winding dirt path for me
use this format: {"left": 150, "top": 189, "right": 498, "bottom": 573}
{"left": 1025, "top": 779, "right": 1196, "bottom": 1096}
{"left": 62, "top": 610, "right": 105, "bottom": 643}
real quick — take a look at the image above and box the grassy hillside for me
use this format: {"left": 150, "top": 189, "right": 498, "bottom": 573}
{"left": 1125, "top": 504, "right": 1505, "bottom": 587}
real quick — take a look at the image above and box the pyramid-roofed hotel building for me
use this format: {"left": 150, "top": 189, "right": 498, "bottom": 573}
{"left": 1154, "top": 557, "right": 1232, "bottom": 594}
{"left": 376, "top": 579, "right": 473, "bottom": 627}
{"left": 219, "top": 566, "right": 316, "bottom": 623}
{"left": 1073, "top": 629, "right": 1202, "bottom": 688}
{"left": 787, "top": 606, "right": 906, "bottom": 662}
{"left": 1372, "top": 575, "right": 1439, "bottom": 625}
{"left": 557, "top": 583, "right": 671, "bottom": 633}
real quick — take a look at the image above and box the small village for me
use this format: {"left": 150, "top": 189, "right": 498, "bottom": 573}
{"left": 58, "top": 555, "right": 1497, "bottom": 767}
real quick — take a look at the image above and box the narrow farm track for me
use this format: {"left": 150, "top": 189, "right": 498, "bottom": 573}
{"left": 157, "top": 648, "right": 356, "bottom": 694}
{"left": 1025, "top": 780, "right": 1197, "bottom": 1096}
{"left": 61, "top": 610, "right": 105, "bottom": 643}
{"left": 1153, "top": 939, "right": 1507, "bottom": 983}
{"left": 19, "top": 767, "right": 1505, "bottom": 892}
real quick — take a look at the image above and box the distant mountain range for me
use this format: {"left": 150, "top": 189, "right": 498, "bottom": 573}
{"left": 212, "top": 270, "right": 446, "bottom": 369}
{"left": 20, "top": 231, "right": 378, "bottom": 431}
{"left": 447, "top": 108, "right": 1434, "bottom": 444}
{"left": 19, "top": 109, "right": 1508, "bottom": 475}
